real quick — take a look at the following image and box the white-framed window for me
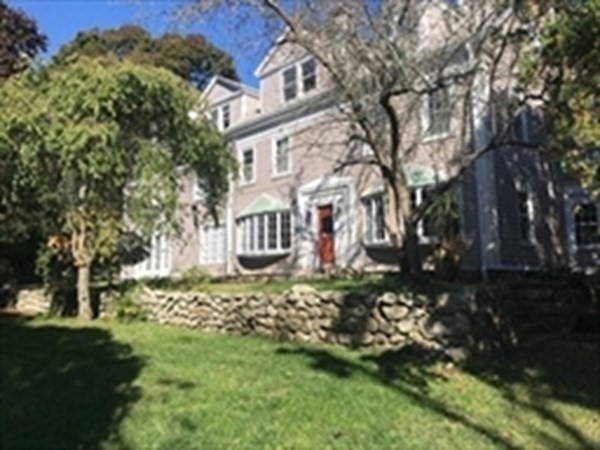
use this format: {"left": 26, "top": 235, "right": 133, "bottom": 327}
{"left": 283, "top": 66, "right": 298, "bottom": 102}
{"left": 516, "top": 189, "right": 535, "bottom": 245}
{"left": 240, "top": 148, "right": 255, "bottom": 184}
{"left": 282, "top": 58, "right": 318, "bottom": 103}
{"left": 136, "top": 231, "right": 170, "bottom": 278}
{"left": 424, "top": 85, "right": 452, "bottom": 138}
{"left": 273, "top": 136, "right": 291, "bottom": 176}
{"left": 210, "top": 108, "right": 219, "bottom": 126}
{"left": 410, "top": 189, "right": 437, "bottom": 243}
{"left": 301, "top": 58, "right": 317, "bottom": 93}
{"left": 200, "top": 224, "right": 226, "bottom": 265}
{"left": 363, "top": 189, "right": 438, "bottom": 247}
{"left": 574, "top": 202, "right": 600, "bottom": 247}
{"left": 209, "top": 104, "right": 231, "bottom": 131}
{"left": 221, "top": 104, "right": 231, "bottom": 130}
{"left": 363, "top": 195, "right": 387, "bottom": 245}
{"left": 237, "top": 210, "right": 292, "bottom": 256}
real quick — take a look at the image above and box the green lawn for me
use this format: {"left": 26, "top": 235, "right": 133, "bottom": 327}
{"left": 1, "top": 315, "right": 599, "bottom": 450}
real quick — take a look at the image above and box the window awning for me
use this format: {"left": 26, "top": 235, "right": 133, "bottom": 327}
{"left": 361, "top": 165, "right": 445, "bottom": 197}
{"left": 238, "top": 194, "right": 289, "bottom": 218}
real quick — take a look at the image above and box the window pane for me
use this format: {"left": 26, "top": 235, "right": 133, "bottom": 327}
{"left": 268, "top": 213, "right": 278, "bottom": 249}
{"left": 302, "top": 59, "right": 317, "bottom": 92}
{"left": 242, "top": 149, "right": 253, "bottom": 182}
{"left": 428, "top": 87, "right": 450, "bottom": 135}
{"left": 517, "top": 191, "right": 532, "bottom": 243}
{"left": 363, "top": 200, "right": 373, "bottom": 243}
{"left": 283, "top": 67, "right": 297, "bottom": 101}
{"left": 249, "top": 217, "right": 256, "bottom": 251}
{"left": 276, "top": 137, "right": 290, "bottom": 174}
{"left": 281, "top": 212, "right": 291, "bottom": 249}
{"left": 575, "top": 203, "right": 599, "bottom": 246}
{"left": 374, "top": 196, "right": 385, "bottom": 240}
{"left": 222, "top": 104, "right": 230, "bottom": 129}
{"left": 257, "top": 215, "right": 265, "bottom": 251}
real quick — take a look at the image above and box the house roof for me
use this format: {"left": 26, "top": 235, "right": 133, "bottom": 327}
{"left": 203, "top": 75, "right": 259, "bottom": 99}
{"left": 238, "top": 194, "right": 289, "bottom": 218}
{"left": 254, "top": 31, "right": 290, "bottom": 78}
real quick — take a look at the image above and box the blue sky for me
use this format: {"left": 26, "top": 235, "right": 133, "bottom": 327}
{"left": 9, "top": 0, "right": 268, "bottom": 86}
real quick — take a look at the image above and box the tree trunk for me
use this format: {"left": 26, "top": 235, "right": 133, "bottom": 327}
{"left": 386, "top": 178, "right": 423, "bottom": 278}
{"left": 400, "top": 224, "right": 422, "bottom": 277}
{"left": 77, "top": 263, "right": 93, "bottom": 320}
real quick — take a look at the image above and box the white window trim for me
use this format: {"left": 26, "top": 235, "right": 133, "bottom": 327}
{"left": 271, "top": 136, "right": 292, "bottom": 178}
{"left": 362, "top": 195, "right": 389, "bottom": 246}
{"left": 281, "top": 57, "right": 318, "bottom": 104}
{"left": 516, "top": 188, "right": 536, "bottom": 246}
{"left": 361, "top": 189, "right": 438, "bottom": 247}
{"left": 421, "top": 84, "right": 453, "bottom": 142}
{"left": 221, "top": 104, "right": 231, "bottom": 130}
{"left": 573, "top": 201, "right": 600, "bottom": 250}
{"left": 236, "top": 210, "right": 293, "bottom": 257}
{"left": 411, "top": 188, "right": 439, "bottom": 245}
{"left": 135, "top": 231, "right": 171, "bottom": 278}
{"left": 200, "top": 224, "right": 226, "bottom": 265}
{"left": 239, "top": 147, "right": 256, "bottom": 186}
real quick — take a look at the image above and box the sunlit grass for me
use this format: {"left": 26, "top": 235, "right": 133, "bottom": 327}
{"left": 2, "top": 316, "right": 598, "bottom": 449}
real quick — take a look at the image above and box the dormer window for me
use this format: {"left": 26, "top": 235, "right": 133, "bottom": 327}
{"left": 282, "top": 58, "right": 318, "bottom": 103}
{"left": 301, "top": 59, "right": 317, "bottom": 92}
{"left": 210, "top": 104, "right": 232, "bottom": 131}
{"left": 221, "top": 104, "right": 230, "bottom": 130}
{"left": 283, "top": 67, "right": 298, "bottom": 102}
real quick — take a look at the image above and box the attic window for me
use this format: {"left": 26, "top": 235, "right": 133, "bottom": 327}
{"left": 283, "top": 67, "right": 298, "bottom": 102}
{"left": 302, "top": 59, "right": 317, "bottom": 92}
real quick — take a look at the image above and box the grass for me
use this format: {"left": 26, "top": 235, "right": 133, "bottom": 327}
{"left": 1, "top": 314, "right": 599, "bottom": 449}
{"left": 137, "top": 273, "right": 466, "bottom": 295}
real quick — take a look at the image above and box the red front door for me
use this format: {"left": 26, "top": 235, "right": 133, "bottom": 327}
{"left": 318, "top": 204, "right": 335, "bottom": 266}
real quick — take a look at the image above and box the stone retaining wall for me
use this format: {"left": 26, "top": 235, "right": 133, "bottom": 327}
{"left": 131, "top": 284, "right": 514, "bottom": 361}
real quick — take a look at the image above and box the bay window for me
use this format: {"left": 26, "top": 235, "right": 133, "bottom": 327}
{"left": 238, "top": 211, "right": 293, "bottom": 255}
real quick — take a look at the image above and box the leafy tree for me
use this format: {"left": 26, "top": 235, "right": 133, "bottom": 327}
{"left": 0, "top": 59, "right": 235, "bottom": 319}
{"left": 53, "top": 25, "right": 238, "bottom": 88}
{"left": 520, "top": 0, "right": 599, "bottom": 199}
{"left": 0, "top": 0, "right": 47, "bottom": 80}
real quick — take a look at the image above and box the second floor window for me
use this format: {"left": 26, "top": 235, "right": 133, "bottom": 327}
{"left": 301, "top": 59, "right": 317, "bottom": 92}
{"left": 221, "top": 104, "right": 231, "bottom": 130}
{"left": 283, "top": 66, "right": 298, "bottom": 102}
{"left": 273, "top": 137, "right": 290, "bottom": 176}
{"left": 574, "top": 202, "right": 600, "bottom": 247}
{"left": 517, "top": 190, "right": 535, "bottom": 245}
{"left": 241, "top": 148, "right": 254, "bottom": 184}
{"left": 425, "top": 86, "right": 451, "bottom": 137}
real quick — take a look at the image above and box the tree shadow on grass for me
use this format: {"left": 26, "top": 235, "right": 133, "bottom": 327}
{"left": 276, "top": 336, "right": 600, "bottom": 449}
{"left": 0, "top": 314, "right": 144, "bottom": 449}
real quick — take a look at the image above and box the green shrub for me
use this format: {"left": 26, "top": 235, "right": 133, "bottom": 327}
{"left": 178, "top": 267, "right": 211, "bottom": 290}
{"left": 111, "top": 287, "right": 147, "bottom": 322}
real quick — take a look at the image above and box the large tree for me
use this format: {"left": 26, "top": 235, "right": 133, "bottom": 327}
{"left": 186, "top": 0, "right": 536, "bottom": 275}
{"left": 0, "top": 0, "right": 46, "bottom": 80}
{"left": 53, "top": 25, "right": 238, "bottom": 88}
{"left": 0, "top": 59, "right": 234, "bottom": 319}
{"left": 520, "top": 0, "right": 599, "bottom": 199}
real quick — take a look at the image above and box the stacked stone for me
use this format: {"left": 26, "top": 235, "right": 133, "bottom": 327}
{"left": 137, "top": 284, "right": 484, "bottom": 362}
